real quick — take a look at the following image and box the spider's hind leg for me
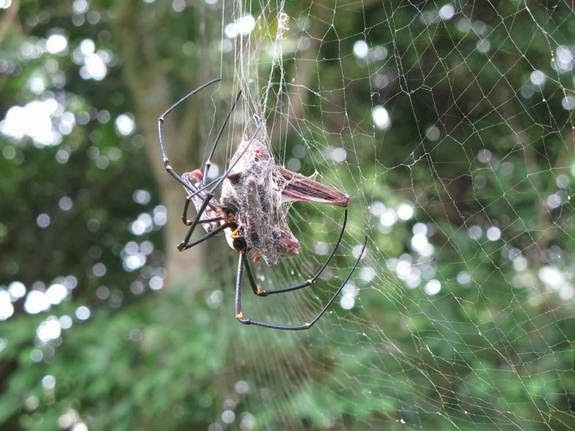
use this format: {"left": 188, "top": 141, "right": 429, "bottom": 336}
{"left": 234, "top": 250, "right": 310, "bottom": 330}
{"left": 244, "top": 210, "right": 350, "bottom": 297}
{"left": 243, "top": 255, "right": 265, "bottom": 296}
{"left": 235, "top": 237, "right": 367, "bottom": 331}
{"left": 234, "top": 210, "right": 368, "bottom": 331}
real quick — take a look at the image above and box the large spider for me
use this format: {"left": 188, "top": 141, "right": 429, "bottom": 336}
{"left": 157, "top": 78, "right": 367, "bottom": 330}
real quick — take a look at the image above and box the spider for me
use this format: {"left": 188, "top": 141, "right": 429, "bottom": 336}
{"left": 157, "top": 78, "right": 367, "bottom": 330}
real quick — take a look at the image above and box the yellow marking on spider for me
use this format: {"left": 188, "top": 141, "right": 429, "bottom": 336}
{"left": 231, "top": 227, "right": 240, "bottom": 239}
{"left": 236, "top": 312, "right": 245, "bottom": 319}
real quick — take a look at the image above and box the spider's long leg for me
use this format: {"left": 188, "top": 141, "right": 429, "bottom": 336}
{"left": 235, "top": 251, "right": 300, "bottom": 329}
{"left": 234, "top": 236, "right": 367, "bottom": 331}
{"left": 157, "top": 78, "right": 221, "bottom": 193}
{"left": 178, "top": 222, "right": 229, "bottom": 252}
{"left": 181, "top": 197, "right": 223, "bottom": 226}
{"left": 243, "top": 255, "right": 261, "bottom": 296}
{"left": 179, "top": 192, "right": 211, "bottom": 245}
{"left": 178, "top": 192, "right": 221, "bottom": 251}
{"left": 202, "top": 91, "right": 242, "bottom": 186}
{"left": 245, "top": 210, "right": 349, "bottom": 297}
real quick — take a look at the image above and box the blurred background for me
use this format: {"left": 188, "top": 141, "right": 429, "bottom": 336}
{"left": 1, "top": 1, "right": 575, "bottom": 430}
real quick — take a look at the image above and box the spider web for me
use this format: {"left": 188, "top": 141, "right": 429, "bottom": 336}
{"left": 205, "top": 1, "right": 575, "bottom": 429}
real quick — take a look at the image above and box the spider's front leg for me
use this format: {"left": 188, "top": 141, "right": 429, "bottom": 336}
{"left": 201, "top": 91, "right": 242, "bottom": 186}
{"left": 177, "top": 220, "right": 229, "bottom": 252}
{"left": 180, "top": 171, "right": 223, "bottom": 227}
{"left": 177, "top": 172, "right": 228, "bottom": 252}
{"left": 157, "top": 78, "right": 221, "bottom": 193}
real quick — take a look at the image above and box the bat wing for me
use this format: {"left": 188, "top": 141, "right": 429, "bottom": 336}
{"left": 275, "top": 167, "right": 350, "bottom": 207}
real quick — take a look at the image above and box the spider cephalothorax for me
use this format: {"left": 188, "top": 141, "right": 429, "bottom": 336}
{"left": 157, "top": 78, "right": 367, "bottom": 330}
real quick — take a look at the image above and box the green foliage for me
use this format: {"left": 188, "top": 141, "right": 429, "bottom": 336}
{"left": 0, "top": 284, "right": 231, "bottom": 429}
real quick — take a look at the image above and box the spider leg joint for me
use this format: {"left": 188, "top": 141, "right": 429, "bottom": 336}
{"left": 236, "top": 312, "right": 251, "bottom": 325}
{"left": 256, "top": 288, "right": 268, "bottom": 297}
{"left": 177, "top": 242, "right": 187, "bottom": 252}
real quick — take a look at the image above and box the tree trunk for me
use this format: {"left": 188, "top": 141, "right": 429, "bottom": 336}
{"left": 111, "top": 2, "right": 206, "bottom": 289}
{"left": 138, "top": 101, "right": 205, "bottom": 288}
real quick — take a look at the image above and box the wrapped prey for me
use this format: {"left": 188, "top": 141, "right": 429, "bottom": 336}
{"left": 182, "top": 138, "right": 350, "bottom": 265}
